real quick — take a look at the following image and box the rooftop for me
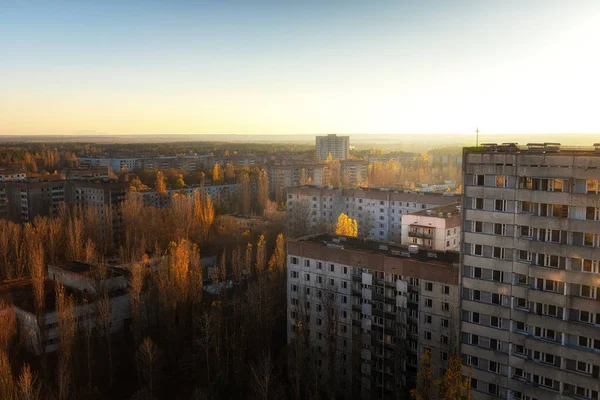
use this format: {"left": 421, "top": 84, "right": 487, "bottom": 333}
{"left": 410, "top": 202, "right": 461, "bottom": 218}
{"left": 466, "top": 142, "right": 600, "bottom": 154}
{"left": 293, "top": 233, "right": 459, "bottom": 266}
{"left": 289, "top": 184, "right": 458, "bottom": 198}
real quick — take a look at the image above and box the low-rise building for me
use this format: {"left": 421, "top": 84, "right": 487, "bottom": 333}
{"left": 401, "top": 203, "right": 461, "bottom": 251}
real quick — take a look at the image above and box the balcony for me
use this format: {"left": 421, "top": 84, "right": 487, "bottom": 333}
{"left": 407, "top": 230, "right": 433, "bottom": 239}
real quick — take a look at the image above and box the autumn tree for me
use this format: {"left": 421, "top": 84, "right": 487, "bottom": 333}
{"left": 155, "top": 170, "right": 167, "bottom": 195}
{"left": 236, "top": 170, "right": 251, "bottom": 215}
{"left": 257, "top": 169, "right": 269, "bottom": 215}
{"left": 411, "top": 349, "right": 435, "bottom": 400}
{"left": 224, "top": 162, "right": 235, "bottom": 182}
{"left": 335, "top": 213, "right": 358, "bottom": 237}
{"left": 16, "top": 364, "right": 40, "bottom": 400}
{"left": 255, "top": 235, "right": 267, "bottom": 273}
{"left": 267, "top": 233, "right": 286, "bottom": 272}
{"left": 212, "top": 163, "right": 221, "bottom": 183}
{"left": 437, "top": 355, "right": 471, "bottom": 400}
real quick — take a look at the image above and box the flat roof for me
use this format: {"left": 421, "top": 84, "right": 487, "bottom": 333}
{"left": 293, "top": 233, "right": 459, "bottom": 266}
{"left": 410, "top": 202, "right": 461, "bottom": 218}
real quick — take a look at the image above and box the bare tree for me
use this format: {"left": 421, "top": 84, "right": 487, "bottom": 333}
{"left": 250, "top": 351, "right": 282, "bottom": 400}
{"left": 55, "top": 283, "right": 76, "bottom": 400}
{"left": 137, "top": 337, "right": 162, "bottom": 400}
{"left": 287, "top": 199, "right": 312, "bottom": 238}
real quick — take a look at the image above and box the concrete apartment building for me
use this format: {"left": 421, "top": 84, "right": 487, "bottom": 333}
{"left": 401, "top": 203, "right": 461, "bottom": 251}
{"left": 0, "top": 168, "right": 26, "bottom": 182}
{"left": 287, "top": 234, "right": 461, "bottom": 399}
{"left": 2, "top": 179, "right": 127, "bottom": 228}
{"left": 286, "top": 185, "right": 459, "bottom": 242}
{"left": 461, "top": 143, "right": 600, "bottom": 400}
{"left": 316, "top": 134, "right": 350, "bottom": 161}
{"left": 0, "top": 261, "right": 130, "bottom": 354}
{"left": 268, "top": 163, "right": 330, "bottom": 196}
{"left": 131, "top": 183, "right": 238, "bottom": 208}
{"left": 341, "top": 160, "right": 368, "bottom": 186}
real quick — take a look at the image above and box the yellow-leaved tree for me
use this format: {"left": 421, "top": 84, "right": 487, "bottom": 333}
{"left": 335, "top": 213, "right": 358, "bottom": 237}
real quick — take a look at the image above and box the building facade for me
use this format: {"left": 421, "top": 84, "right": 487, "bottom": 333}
{"left": 401, "top": 203, "right": 461, "bottom": 251}
{"left": 286, "top": 185, "right": 459, "bottom": 242}
{"left": 461, "top": 143, "right": 600, "bottom": 400}
{"left": 316, "top": 134, "right": 350, "bottom": 161}
{"left": 287, "top": 234, "right": 461, "bottom": 399}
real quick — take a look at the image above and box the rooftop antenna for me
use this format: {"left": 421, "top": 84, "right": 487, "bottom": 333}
{"left": 475, "top": 127, "right": 479, "bottom": 147}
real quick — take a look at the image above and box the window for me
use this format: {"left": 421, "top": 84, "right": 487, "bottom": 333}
{"left": 291, "top": 257, "right": 299, "bottom": 265}
{"left": 488, "top": 383, "right": 498, "bottom": 396}
{"left": 341, "top": 281, "right": 347, "bottom": 289}
{"left": 304, "top": 259, "right": 310, "bottom": 267}
{"left": 474, "top": 175, "right": 484, "bottom": 186}
{"left": 424, "top": 315, "right": 432, "bottom": 324}
{"left": 493, "top": 247, "right": 504, "bottom": 259}
{"left": 471, "top": 312, "right": 480, "bottom": 323}
{"left": 515, "top": 297, "right": 527, "bottom": 309}
{"left": 495, "top": 199, "right": 507, "bottom": 212}
{"left": 473, "top": 198, "right": 484, "bottom": 209}
{"left": 425, "top": 282, "right": 433, "bottom": 291}
{"left": 496, "top": 175, "right": 507, "bottom": 187}
{"left": 518, "top": 250, "right": 531, "bottom": 261}
{"left": 343, "top": 266, "right": 348, "bottom": 274}
{"left": 441, "top": 318, "right": 449, "bottom": 328}
{"left": 442, "top": 302, "right": 449, "bottom": 311}
{"left": 489, "top": 361, "right": 500, "bottom": 373}
{"left": 490, "top": 316, "right": 501, "bottom": 328}
{"left": 581, "top": 285, "right": 597, "bottom": 299}
{"left": 305, "top": 273, "right": 310, "bottom": 281}
{"left": 317, "top": 262, "right": 323, "bottom": 270}
{"left": 521, "top": 201, "right": 533, "bottom": 213}
{"left": 424, "top": 331, "right": 432, "bottom": 340}
{"left": 494, "top": 223, "right": 506, "bottom": 235}
{"left": 492, "top": 270, "right": 504, "bottom": 282}
{"left": 472, "top": 244, "right": 483, "bottom": 256}
{"left": 425, "top": 299, "right": 433, "bottom": 308}
{"left": 290, "top": 271, "right": 299, "bottom": 278}
{"left": 491, "top": 293, "right": 502, "bottom": 305}
{"left": 470, "top": 378, "right": 478, "bottom": 390}
{"left": 472, "top": 221, "right": 483, "bottom": 232}
{"left": 329, "top": 278, "right": 335, "bottom": 286}
{"left": 442, "top": 285, "right": 450, "bottom": 295}
{"left": 472, "top": 267, "right": 482, "bottom": 278}
{"left": 329, "top": 264, "right": 335, "bottom": 272}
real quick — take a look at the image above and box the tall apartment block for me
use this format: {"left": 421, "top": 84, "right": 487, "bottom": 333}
{"left": 316, "top": 134, "right": 350, "bottom": 161}
{"left": 287, "top": 234, "right": 461, "bottom": 399}
{"left": 461, "top": 143, "right": 600, "bottom": 400}
{"left": 286, "top": 185, "right": 458, "bottom": 242}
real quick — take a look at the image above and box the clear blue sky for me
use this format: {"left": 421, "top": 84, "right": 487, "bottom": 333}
{"left": 1, "top": 0, "right": 599, "bottom": 135}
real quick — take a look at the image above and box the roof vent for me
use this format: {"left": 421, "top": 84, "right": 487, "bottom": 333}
{"left": 447, "top": 212, "right": 452, "bottom": 217}
{"left": 426, "top": 210, "right": 432, "bottom": 215}
{"left": 438, "top": 212, "right": 444, "bottom": 217}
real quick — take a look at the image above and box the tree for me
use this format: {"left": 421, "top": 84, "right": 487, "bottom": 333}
{"left": 212, "top": 163, "right": 221, "bottom": 183}
{"left": 437, "top": 355, "right": 471, "bottom": 400}
{"left": 250, "top": 352, "right": 282, "bottom": 400}
{"left": 335, "top": 213, "right": 358, "bottom": 237}
{"left": 287, "top": 199, "right": 311, "bottom": 238}
{"left": 224, "top": 162, "right": 235, "bottom": 182}
{"left": 55, "top": 283, "right": 76, "bottom": 400}
{"left": 155, "top": 171, "right": 167, "bottom": 195}
{"left": 137, "top": 337, "right": 162, "bottom": 400}
{"left": 16, "top": 364, "right": 40, "bottom": 400}
{"left": 411, "top": 349, "right": 435, "bottom": 400}
{"left": 255, "top": 235, "right": 266, "bottom": 273}
{"left": 257, "top": 169, "right": 269, "bottom": 214}
{"left": 268, "top": 233, "right": 286, "bottom": 272}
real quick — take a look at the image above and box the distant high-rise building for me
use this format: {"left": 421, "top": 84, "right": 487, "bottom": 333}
{"left": 316, "top": 134, "right": 350, "bottom": 161}
{"left": 461, "top": 142, "right": 600, "bottom": 399}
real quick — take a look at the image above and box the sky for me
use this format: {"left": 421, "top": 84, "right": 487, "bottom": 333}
{"left": 1, "top": 0, "right": 599, "bottom": 136}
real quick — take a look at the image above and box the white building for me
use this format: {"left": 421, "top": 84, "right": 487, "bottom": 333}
{"left": 286, "top": 185, "right": 459, "bottom": 242}
{"left": 0, "top": 169, "right": 26, "bottom": 182}
{"left": 316, "top": 134, "right": 350, "bottom": 161}
{"left": 401, "top": 203, "right": 461, "bottom": 251}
